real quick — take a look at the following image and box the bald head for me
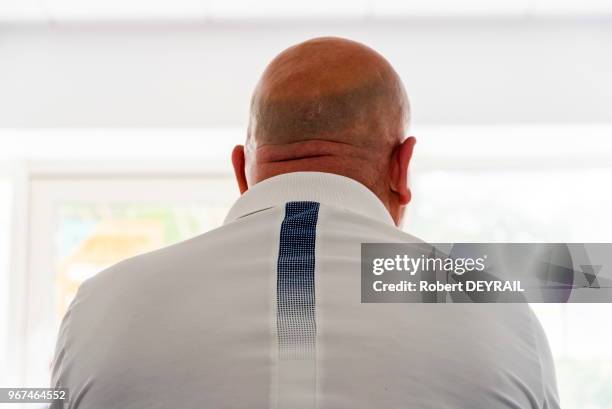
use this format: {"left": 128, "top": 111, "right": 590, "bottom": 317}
{"left": 249, "top": 37, "right": 409, "bottom": 147}
{"left": 232, "top": 37, "right": 416, "bottom": 226}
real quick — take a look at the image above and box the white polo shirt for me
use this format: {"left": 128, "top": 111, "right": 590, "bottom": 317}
{"left": 51, "top": 171, "right": 559, "bottom": 409}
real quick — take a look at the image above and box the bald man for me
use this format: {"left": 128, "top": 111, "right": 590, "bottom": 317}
{"left": 51, "top": 37, "right": 559, "bottom": 409}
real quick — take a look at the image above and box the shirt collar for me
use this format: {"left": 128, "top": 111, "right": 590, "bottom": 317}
{"left": 223, "top": 171, "right": 395, "bottom": 226}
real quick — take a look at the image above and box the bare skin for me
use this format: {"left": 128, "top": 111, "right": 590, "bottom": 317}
{"left": 231, "top": 37, "right": 416, "bottom": 226}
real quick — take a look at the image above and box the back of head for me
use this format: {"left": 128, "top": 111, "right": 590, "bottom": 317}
{"left": 232, "top": 37, "right": 415, "bottom": 225}
{"left": 249, "top": 37, "right": 409, "bottom": 147}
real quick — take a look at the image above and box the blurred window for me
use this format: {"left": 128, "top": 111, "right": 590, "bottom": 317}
{"left": 406, "top": 168, "right": 612, "bottom": 408}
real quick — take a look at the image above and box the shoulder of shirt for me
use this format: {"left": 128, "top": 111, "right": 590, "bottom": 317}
{"left": 77, "top": 220, "right": 232, "bottom": 296}
{"left": 76, "top": 203, "right": 422, "bottom": 297}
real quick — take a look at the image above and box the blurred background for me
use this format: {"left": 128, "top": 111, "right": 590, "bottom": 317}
{"left": 1, "top": 1, "right": 612, "bottom": 408}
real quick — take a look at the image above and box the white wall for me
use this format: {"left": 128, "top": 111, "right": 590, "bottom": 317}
{"left": 0, "top": 18, "right": 611, "bottom": 128}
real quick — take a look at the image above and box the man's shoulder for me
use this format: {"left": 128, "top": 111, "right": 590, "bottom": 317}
{"left": 316, "top": 203, "right": 422, "bottom": 243}
{"left": 77, "top": 203, "right": 418, "bottom": 297}
{"left": 78, "top": 207, "right": 283, "bottom": 295}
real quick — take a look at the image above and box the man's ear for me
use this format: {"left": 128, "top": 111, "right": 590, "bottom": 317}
{"left": 390, "top": 136, "right": 416, "bottom": 205}
{"left": 231, "top": 145, "right": 249, "bottom": 194}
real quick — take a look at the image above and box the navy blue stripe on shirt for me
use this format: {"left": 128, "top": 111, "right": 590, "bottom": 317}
{"left": 276, "top": 201, "right": 320, "bottom": 360}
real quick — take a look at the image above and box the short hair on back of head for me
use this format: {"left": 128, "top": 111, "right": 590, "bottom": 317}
{"left": 250, "top": 74, "right": 408, "bottom": 146}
